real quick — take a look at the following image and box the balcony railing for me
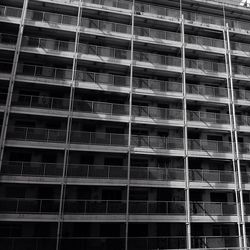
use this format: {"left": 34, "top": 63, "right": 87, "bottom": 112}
{"left": 235, "top": 89, "right": 250, "bottom": 102}
{"left": 0, "top": 198, "right": 60, "bottom": 214}
{"left": 187, "top": 84, "right": 228, "bottom": 99}
{"left": 0, "top": 198, "right": 186, "bottom": 215}
{"left": 4, "top": 198, "right": 237, "bottom": 216}
{"left": 0, "top": 5, "right": 22, "bottom": 18}
{"left": 0, "top": 92, "right": 7, "bottom": 104}
{"left": 2, "top": 0, "right": 250, "bottom": 35}
{"left": 0, "top": 61, "right": 230, "bottom": 99}
{"left": 188, "top": 139, "right": 232, "bottom": 154}
{"left": 0, "top": 236, "right": 187, "bottom": 250}
{"left": 1, "top": 161, "right": 185, "bottom": 181}
{"left": 6, "top": 127, "right": 128, "bottom": 146}
{"left": 19, "top": 34, "right": 230, "bottom": 75}
{"left": 12, "top": 95, "right": 185, "bottom": 122}
{"left": 191, "top": 236, "right": 239, "bottom": 249}
{"left": 0, "top": 33, "right": 17, "bottom": 45}
{"left": 1, "top": 161, "right": 240, "bottom": 185}
{"left": 131, "top": 135, "right": 184, "bottom": 150}
{"left": 189, "top": 169, "right": 234, "bottom": 183}
{"left": 83, "top": 0, "right": 133, "bottom": 10}
{"left": 5, "top": 127, "right": 240, "bottom": 155}
{"left": 190, "top": 202, "right": 237, "bottom": 216}
{"left": 1, "top": 161, "right": 239, "bottom": 185}
{"left": 187, "top": 111, "right": 230, "bottom": 125}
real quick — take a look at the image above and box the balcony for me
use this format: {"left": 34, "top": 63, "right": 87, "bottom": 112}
{"left": 10, "top": 93, "right": 185, "bottom": 125}
{"left": 0, "top": 161, "right": 239, "bottom": 189}
{"left": 0, "top": 61, "right": 227, "bottom": 102}
{"left": 188, "top": 139, "right": 232, "bottom": 159}
{"left": 5, "top": 127, "right": 247, "bottom": 158}
{"left": 0, "top": 236, "right": 187, "bottom": 250}
{"left": 0, "top": 198, "right": 185, "bottom": 216}
{"left": 17, "top": 35, "right": 229, "bottom": 78}
{"left": 0, "top": 198, "right": 238, "bottom": 217}
{"left": 191, "top": 236, "right": 239, "bottom": 249}
{"left": 0, "top": 5, "right": 22, "bottom": 25}
{"left": 189, "top": 169, "right": 234, "bottom": 184}
{"left": 187, "top": 111, "right": 230, "bottom": 130}
{"left": 190, "top": 202, "right": 237, "bottom": 216}
{"left": 6, "top": 127, "right": 128, "bottom": 152}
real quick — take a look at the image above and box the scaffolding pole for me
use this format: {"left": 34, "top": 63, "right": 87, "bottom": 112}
{"left": 0, "top": 0, "right": 29, "bottom": 172}
{"left": 223, "top": 27, "right": 243, "bottom": 250}
{"left": 55, "top": 1, "right": 82, "bottom": 250}
{"left": 125, "top": 0, "right": 135, "bottom": 249}
{"left": 225, "top": 23, "right": 247, "bottom": 250}
{"left": 181, "top": 14, "right": 191, "bottom": 250}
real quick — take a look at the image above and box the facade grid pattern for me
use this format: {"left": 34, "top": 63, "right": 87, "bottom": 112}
{"left": 1, "top": 0, "right": 250, "bottom": 249}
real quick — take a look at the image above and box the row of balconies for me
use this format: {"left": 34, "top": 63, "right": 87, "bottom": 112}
{"left": 2, "top": 36, "right": 250, "bottom": 83}
{"left": 4, "top": 127, "right": 250, "bottom": 158}
{"left": 1, "top": 5, "right": 250, "bottom": 58}
{"left": 3, "top": 62, "right": 250, "bottom": 106}
{"left": 0, "top": 198, "right": 244, "bottom": 216}
{"left": 2, "top": 93, "right": 250, "bottom": 129}
{"left": 1, "top": 34, "right": 248, "bottom": 80}
{"left": 15, "top": 35, "right": 228, "bottom": 76}
{"left": 1, "top": 161, "right": 237, "bottom": 184}
{"left": 0, "top": 235, "right": 244, "bottom": 250}
{"left": 18, "top": 12, "right": 250, "bottom": 56}
{"left": 5, "top": 0, "right": 250, "bottom": 36}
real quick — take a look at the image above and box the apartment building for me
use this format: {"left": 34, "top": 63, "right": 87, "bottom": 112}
{"left": 1, "top": 0, "right": 250, "bottom": 249}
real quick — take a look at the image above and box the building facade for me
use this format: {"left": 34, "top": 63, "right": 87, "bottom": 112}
{"left": 1, "top": 0, "right": 250, "bottom": 249}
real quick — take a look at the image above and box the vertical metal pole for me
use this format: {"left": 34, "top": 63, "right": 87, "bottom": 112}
{"left": 125, "top": 0, "right": 135, "bottom": 250}
{"left": 223, "top": 27, "right": 243, "bottom": 250}
{"left": 225, "top": 23, "right": 247, "bottom": 250}
{"left": 56, "top": 1, "right": 82, "bottom": 250}
{"left": 181, "top": 13, "right": 191, "bottom": 250}
{"left": 0, "top": 0, "right": 29, "bottom": 172}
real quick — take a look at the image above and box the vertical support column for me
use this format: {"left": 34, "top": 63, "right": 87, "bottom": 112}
{"left": 223, "top": 27, "right": 243, "bottom": 250}
{"left": 225, "top": 24, "right": 247, "bottom": 249}
{"left": 125, "top": 0, "right": 135, "bottom": 250}
{"left": 0, "top": 0, "right": 29, "bottom": 171}
{"left": 56, "top": 1, "right": 82, "bottom": 250}
{"left": 181, "top": 14, "right": 191, "bottom": 250}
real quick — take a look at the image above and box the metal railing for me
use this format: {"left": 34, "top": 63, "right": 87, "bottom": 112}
{"left": 2, "top": 1, "right": 250, "bottom": 35}
{"left": 19, "top": 34, "right": 230, "bottom": 74}
{"left": 0, "top": 198, "right": 186, "bottom": 215}
{"left": 2, "top": 61, "right": 250, "bottom": 104}
{"left": 0, "top": 236, "right": 187, "bottom": 250}
{"left": 236, "top": 115, "right": 250, "bottom": 127}
{"left": 5, "top": 127, "right": 242, "bottom": 154}
{"left": 0, "top": 33, "right": 17, "bottom": 45}
{"left": 187, "top": 84, "right": 228, "bottom": 98}
{"left": 191, "top": 236, "right": 239, "bottom": 249}
{"left": 238, "top": 142, "right": 250, "bottom": 154}
{"left": 0, "top": 161, "right": 185, "bottom": 181}
{"left": 188, "top": 139, "right": 232, "bottom": 154}
{"left": 234, "top": 89, "right": 250, "bottom": 102}
{"left": 187, "top": 111, "right": 230, "bottom": 125}
{"left": 6, "top": 127, "right": 129, "bottom": 146}
{"left": 1, "top": 161, "right": 238, "bottom": 184}
{"left": 0, "top": 92, "right": 7, "bottom": 104}
{"left": 190, "top": 202, "right": 237, "bottom": 216}
{"left": 0, "top": 5, "right": 22, "bottom": 18}
{"left": 133, "top": 78, "right": 182, "bottom": 93}
{"left": 131, "top": 135, "right": 184, "bottom": 150}
{"left": 189, "top": 169, "right": 234, "bottom": 183}
{"left": 16, "top": 63, "right": 73, "bottom": 81}
{"left": 132, "top": 105, "right": 183, "bottom": 121}
{"left": 0, "top": 198, "right": 60, "bottom": 214}
{"left": 0, "top": 61, "right": 230, "bottom": 98}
